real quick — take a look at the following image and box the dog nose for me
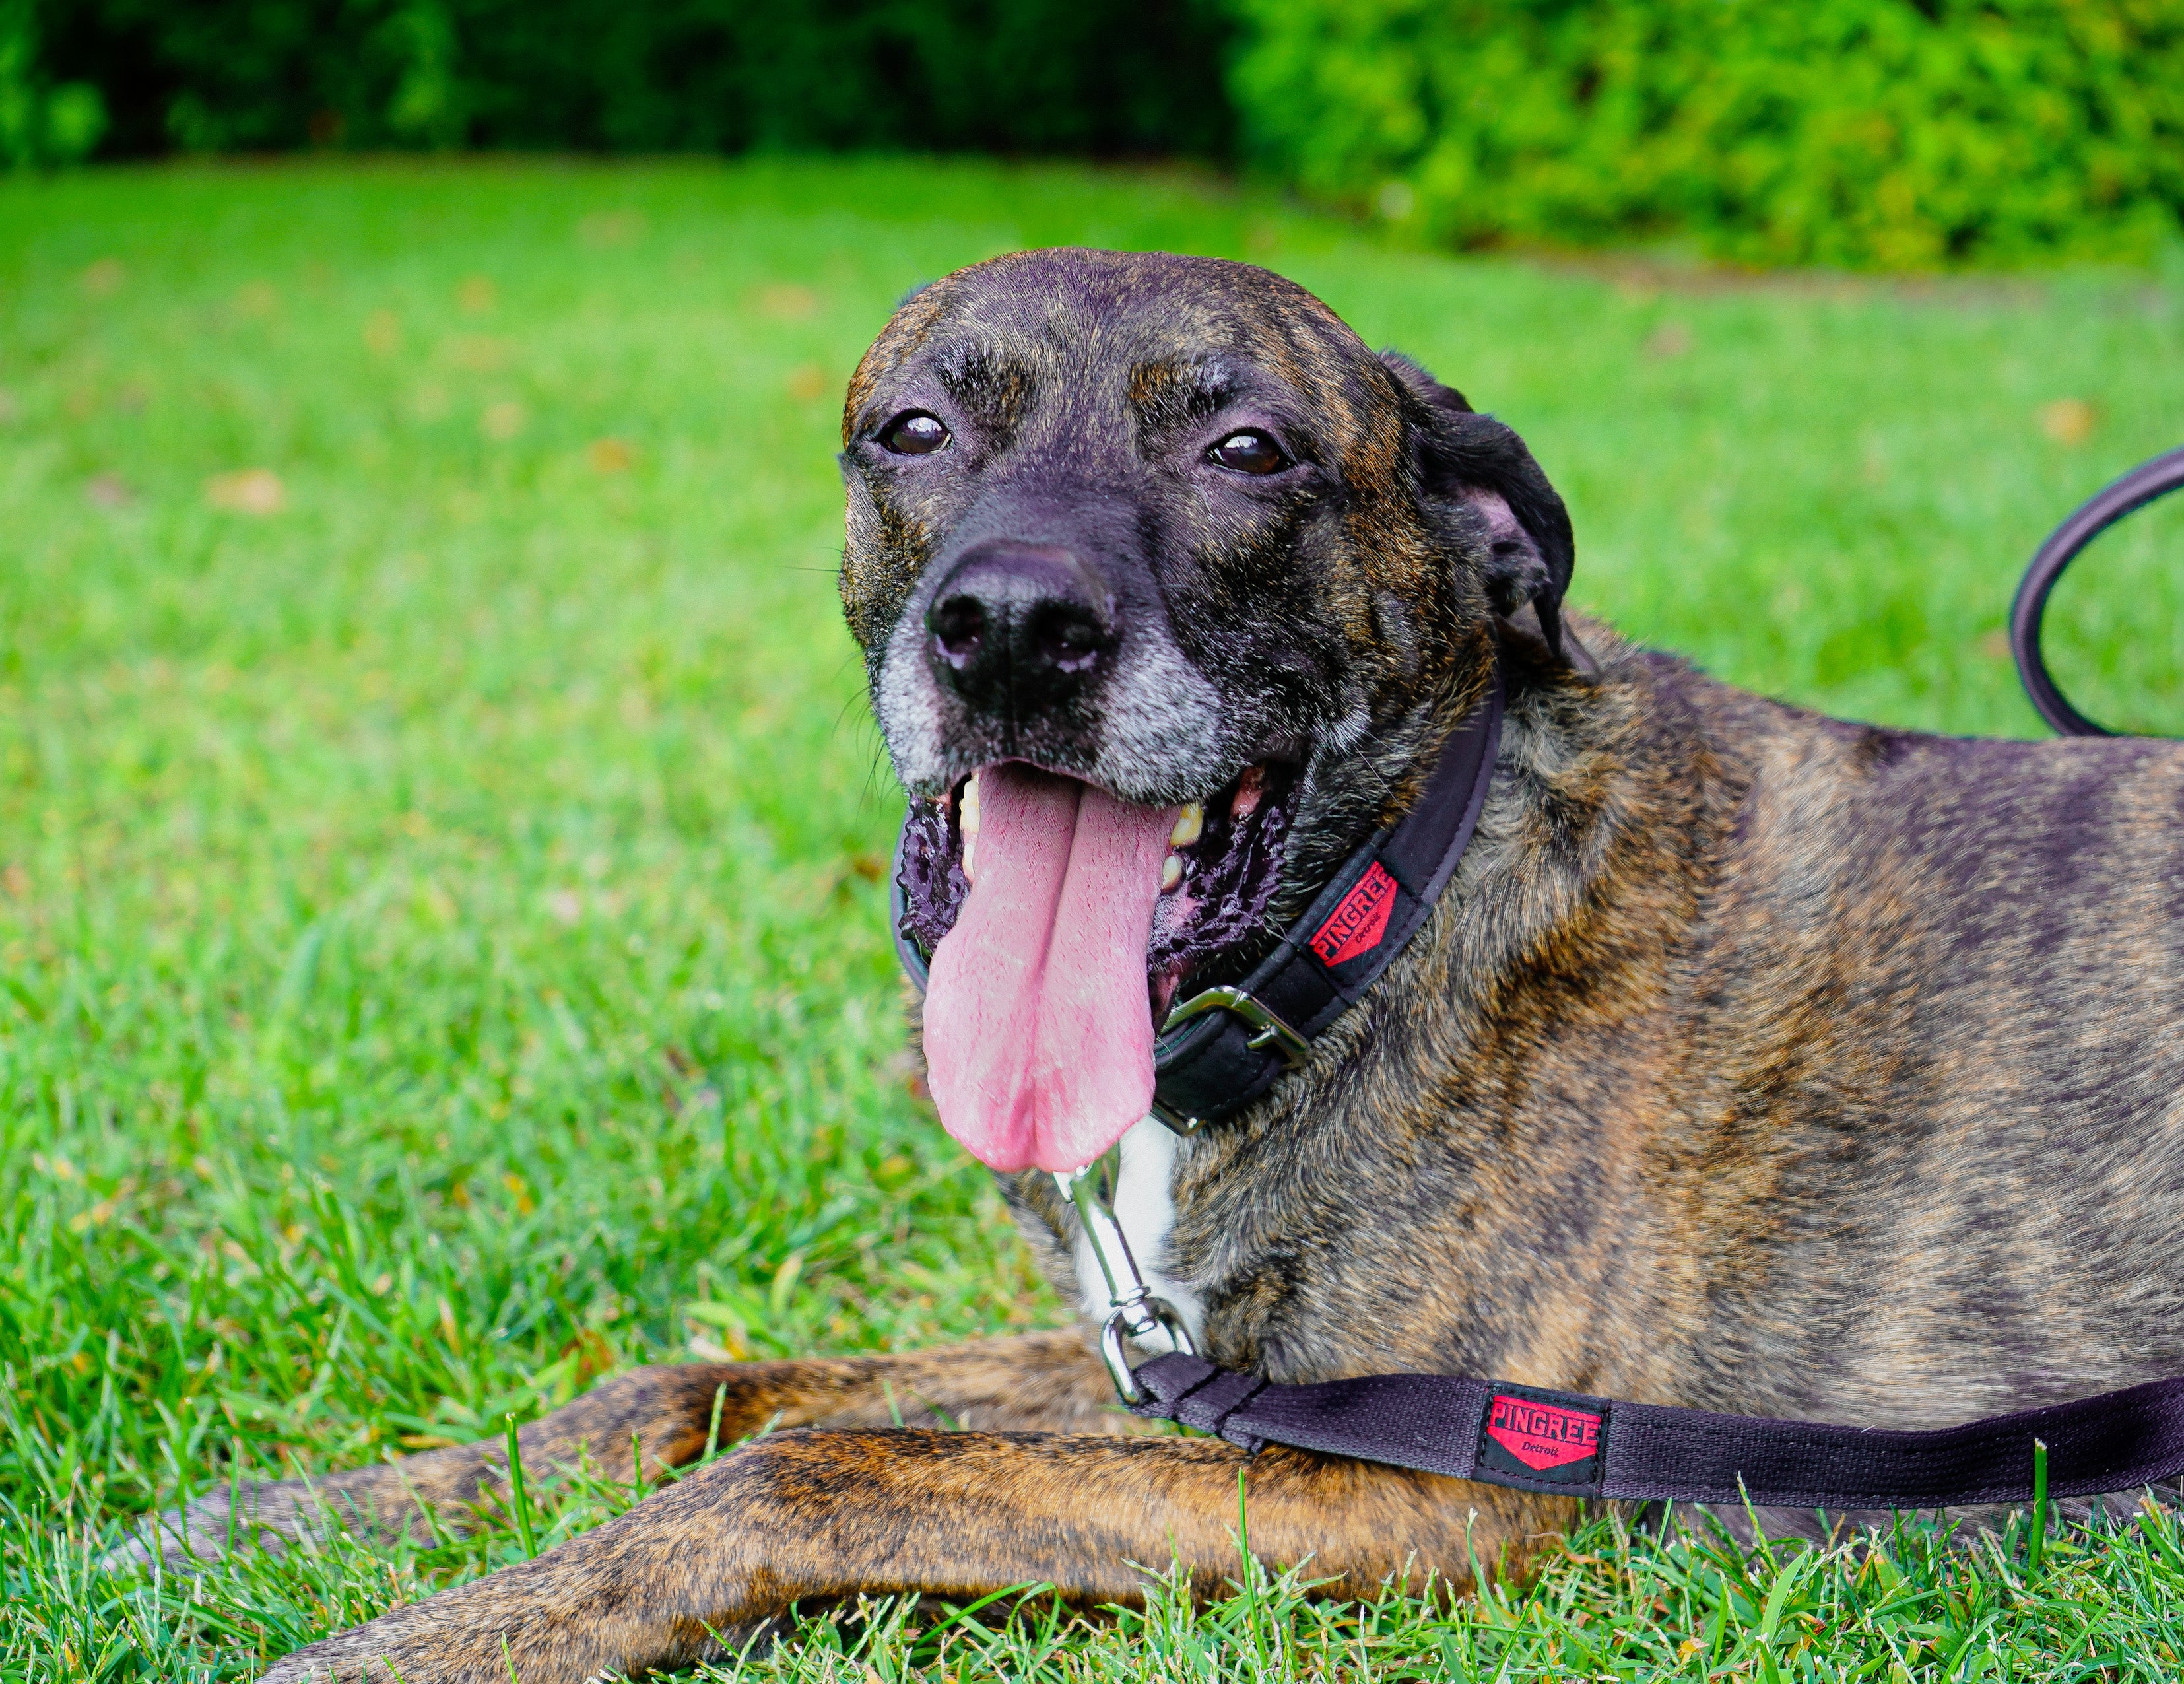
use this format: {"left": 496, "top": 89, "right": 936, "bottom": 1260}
{"left": 925, "top": 544, "right": 1117, "bottom": 717}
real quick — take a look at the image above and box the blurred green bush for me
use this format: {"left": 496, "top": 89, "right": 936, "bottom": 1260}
{"left": 34, "top": 0, "right": 1232, "bottom": 159}
{"left": 1226, "top": 0, "right": 2184, "bottom": 266}
{"left": 3, "top": 0, "right": 107, "bottom": 165}
{"left": 17, "top": 0, "right": 2184, "bottom": 268}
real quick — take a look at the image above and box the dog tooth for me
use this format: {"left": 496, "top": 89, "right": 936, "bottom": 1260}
{"left": 1169, "top": 802, "right": 1203, "bottom": 849}
{"left": 961, "top": 834, "right": 977, "bottom": 884}
{"left": 1160, "top": 854, "right": 1183, "bottom": 891}
{"left": 960, "top": 774, "right": 981, "bottom": 836}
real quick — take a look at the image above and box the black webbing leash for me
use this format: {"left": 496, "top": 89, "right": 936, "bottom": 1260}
{"left": 1126, "top": 1353, "right": 2184, "bottom": 1510}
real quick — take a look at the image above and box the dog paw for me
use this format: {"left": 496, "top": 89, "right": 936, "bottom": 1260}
{"left": 100, "top": 1481, "right": 321, "bottom": 1572}
{"left": 257, "top": 1641, "right": 394, "bottom": 1684}
{"left": 260, "top": 1609, "right": 626, "bottom": 1684}
{"left": 255, "top": 1551, "right": 759, "bottom": 1684}
{"left": 257, "top": 1642, "right": 405, "bottom": 1684}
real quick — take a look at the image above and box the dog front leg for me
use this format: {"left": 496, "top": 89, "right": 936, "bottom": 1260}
{"left": 115, "top": 1330, "right": 1120, "bottom": 1566}
{"left": 263, "top": 1428, "right": 1572, "bottom": 1684}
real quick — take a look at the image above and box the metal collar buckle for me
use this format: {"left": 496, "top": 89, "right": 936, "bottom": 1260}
{"left": 1162, "top": 984, "right": 1310, "bottom": 1068}
{"left": 1057, "top": 1147, "right": 1197, "bottom": 1404}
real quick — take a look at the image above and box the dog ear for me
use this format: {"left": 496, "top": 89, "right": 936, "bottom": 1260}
{"left": 1379, "top": 351, "right": 1577, "bottom": 664}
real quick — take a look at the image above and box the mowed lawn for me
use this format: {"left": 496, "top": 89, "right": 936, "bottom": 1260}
{"left": 4, "top": 159, "right": 2184, "bottom": 1680}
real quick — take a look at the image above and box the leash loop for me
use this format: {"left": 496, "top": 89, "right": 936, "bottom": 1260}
{"left": 1058, "top": 1149, "right": 1197, "bottom": 1404}
{"left": 2012, "top": 444, "right": 2184, "bottom": 737}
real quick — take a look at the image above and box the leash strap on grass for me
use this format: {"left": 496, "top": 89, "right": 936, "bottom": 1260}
{"left": 1130, "top": 1353, "right": 2184, "bottom": 1509}
{"left": 1145, "top": 669, "right": 1504, "bottom": 1132}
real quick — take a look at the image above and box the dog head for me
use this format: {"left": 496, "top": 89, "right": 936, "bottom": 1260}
{"left": 840, "top": 248, "right": 1573, "bottom": 1172}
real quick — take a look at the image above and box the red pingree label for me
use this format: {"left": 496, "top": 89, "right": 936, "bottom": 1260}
{"left": 1486, "top": 1394, "right": 1603, "bottom": 1472}
{"left": 1309, "top": 861, "right": 1397, "bottom": 967}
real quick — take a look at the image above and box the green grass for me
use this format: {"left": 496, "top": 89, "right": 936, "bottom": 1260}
{"left": 3, "top": 156, "right": 2183, "bottom": 1680}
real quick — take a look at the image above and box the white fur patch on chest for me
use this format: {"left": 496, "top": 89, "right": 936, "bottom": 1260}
{"left": 1071, "top": 1116, "right": 1205, "bottom": 1349}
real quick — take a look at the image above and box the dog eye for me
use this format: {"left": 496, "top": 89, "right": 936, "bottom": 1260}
{"left": 1207, "top": 430, "right": 1288, "bottom": 475}
{"left": 880, "top": 411, "right": 950, "bottom": 455}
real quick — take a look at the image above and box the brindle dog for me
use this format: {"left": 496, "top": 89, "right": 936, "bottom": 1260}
{"left": 149, "top": 249, "right": 2183, "bottom": 1683}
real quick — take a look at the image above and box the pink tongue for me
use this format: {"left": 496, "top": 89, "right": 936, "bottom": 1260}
{"left": 923, "top": 764, "right": 1177, "bottom": 1173}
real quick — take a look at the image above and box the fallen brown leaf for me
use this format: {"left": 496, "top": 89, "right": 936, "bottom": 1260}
{"left": 1644, "top": 322, "right": 1694, "bottom": 359}
{"left": 447, "top": 334, "right": 510, "bottom": 372}
{"left": 756, "top": 283, "right": 819, "bottom": 320}
{"left": 578, "top": 210, "right": 647, "bottom": 249}
{"left": 203, "top": 468, "right": 286, "bottom": 515}
{"left": 2040, "top": 397, "right": 2097, "bottom": 446}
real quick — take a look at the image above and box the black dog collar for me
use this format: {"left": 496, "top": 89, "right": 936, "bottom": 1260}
{"left": 890, "top": 668, "right": 1504, "bottom": 1133}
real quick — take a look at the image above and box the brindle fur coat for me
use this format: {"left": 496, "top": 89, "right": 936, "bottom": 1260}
{"left": 137, "top": 250, "right": 2184, "bottom": 1683}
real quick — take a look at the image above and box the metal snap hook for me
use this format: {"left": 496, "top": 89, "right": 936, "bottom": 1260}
{"left": 1057, "top": 1138, "right": 1197, "bottom": 1404}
